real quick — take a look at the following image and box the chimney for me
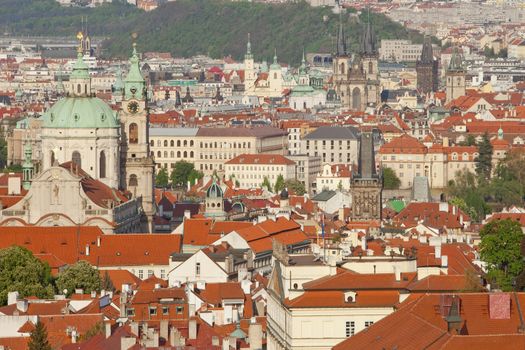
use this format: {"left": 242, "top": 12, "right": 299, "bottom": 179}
{"left": 222, "top": 336, "right": 231, "bottom": 350}
{"left": 160, "top": 320, "right": 169, "bottom": 341}
{"left": 75, "top": 288, "right": 83, "bottom": 295}
{"left": 184, "top": 210, "right": 191, "bottom": 220}
{"left": 7, "top": 291, "right": 19, "bottom": 305}
{"left": 189, "top": 318, "right": 197, "bottom": 340}
{"left": 248, "top": 322, "right": 263, "bottom": 350}
{"left": 105, "top": 322, "right": 111, "bottom": 339}
{"left": 452, "top": 205, "right": 457, "bottom": 215}
{"left": 120, "top": 293, "right": 127, "bottom": 318}
{"left": 443, "top": 137, "right": 449, "bottom": 147}
{"left": 441, "top": 255, "right": 448, "bottom": 267}
{"left": 97, "top": 236, "right": 101, "bottom": 247}
{"left": 120, "top": 336, "right": 136, "bottom": 350}
{"left": 130, "top": 322, "right": 139, "bottom": 337}
{"left": 154, "top": 283, "right": 161, "bottom": 290}
{"left": 394, "top": 267, "right": 401, "bottom": 282}
{"left": 71, "top": 329, "right": 77, "bottom": 344}
{"left": 85, "top": 244, "right": 90, "bottom": 256}
{"left": 361, "top": 235, "right": 367, "bottom": 251}
{"left": 16, "top": 299, "right": 28, "bottom": 313}
{"left": 435, "top": 245, "right": 442, "bottom": 259}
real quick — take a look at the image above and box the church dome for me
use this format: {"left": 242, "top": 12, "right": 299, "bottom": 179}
{"left": 206, "top": 180, "right": 223, "bottom": 198}
{"left": 42, "top": 97, "right": 119, "bottom": 129}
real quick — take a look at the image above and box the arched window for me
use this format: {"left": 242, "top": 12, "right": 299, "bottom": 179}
{"left": 129, "top": 123, "right": 138, "bottom": 144}
{"left": 77, "top": 84, "right": 81, "bottom": 94}
{"left": 190, "top": 151, "right": 194, "bottom": 157}
{"left": 368, "top": 61, "right": 373, "bottom": 75}
{"left": 157, "top": 151, "right": 161, "bottom": 158}
{"left": 129, "top": 174, "right": 138, "bottom": 187}
{"left": 352, "top": 87, "right": 361, "bottom": 110}
{"left": 50, "top": 151, "right": 55, "bottom": 166}
{"left": 170, "top": 140, "right": 174, "bottom": 147}
{"left": 164, "top": 151, "right": 168, "bottom": 158}
{"left": 184, "top": 140, "right": 187, "bottom": 147}
{"left": 177, "top": 140, "right": 181, "bottom": 147}
{"left": 274, "top": 73, "right": 277, "bottom": 79}
{"left": 177, "top": 151, "right": 181, "bottom": 157}
{"left": 340, "top": 63, "right": 345, "bottom": 74}
{"left": 164, "top": 140, "right": 168, "bottom": 147}
{"left": 99, "top": 151, "right": 106, "bottom": 178}
{"left": 72, "top": 151, "right": 81, "bottom": 168}
{"left": 190, "top": 140, "right": 194, "bottom": 147}
{"left": 150, "top": 140, "right": 154, "bottom": 146}
{"left": 183, "top": 151, "right": 187, "bottom": 158}
{"left": 170, "top": 151, "right": 174, "bottom": 157}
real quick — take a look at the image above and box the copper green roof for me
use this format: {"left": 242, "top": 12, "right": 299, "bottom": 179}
{"left": 70, "top": 52, "right": 90, "bottom": 80}
{"left": 42, "top": 97, "right": 119, "bottom": 129}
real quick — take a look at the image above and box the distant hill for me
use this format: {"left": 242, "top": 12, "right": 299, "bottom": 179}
{"left": 1, "top": 0, "right": 426, "bottom": 65}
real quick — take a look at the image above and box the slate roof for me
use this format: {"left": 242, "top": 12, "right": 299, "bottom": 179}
{"left": 303, "top": 126, "right": 359, "bottom": 140}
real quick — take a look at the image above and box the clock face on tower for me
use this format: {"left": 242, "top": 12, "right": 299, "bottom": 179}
{"left": 127, "top": 101, "right": 139, "bottom": 114}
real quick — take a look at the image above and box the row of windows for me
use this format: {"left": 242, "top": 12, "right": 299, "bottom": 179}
{"left": 137, "top": 269, "right": 165, "bottom": 279}
{"left": 152, "top": 139, "right": 194, "bottom": 147}
{"left": 156, "top": 151, "right": 194, "bottom": 159}
{"left": 127, "top": 305, "right": 183, "bottom": 317}
{"left": 229, "top": 166, "right": 285, "bottom": 172}
{"left": 345, "top": 321, "right": 374, "bottom": 337}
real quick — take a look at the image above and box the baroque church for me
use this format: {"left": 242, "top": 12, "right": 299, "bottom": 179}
{"left": 0, "top": 33, "right": 155, "bottom": 233}
{"left": 332, "top": 12, "right": 381, "bottom": 112}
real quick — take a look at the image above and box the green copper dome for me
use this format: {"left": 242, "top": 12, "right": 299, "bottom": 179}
{"left": 42, "top": 97, "right": 119, "bottom": 129}
{"left": 70, "top": 52, "right": 90, "bottom": 80}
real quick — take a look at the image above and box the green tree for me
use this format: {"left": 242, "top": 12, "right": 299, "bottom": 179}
{"left": 475, "top": 132, "right": 493, "bottom": 180}
{"left": 155, "top": 166, "right": 169, "bottom": 187}
{"left": 101, "top": 271, "right": 115, "bottom": 292}
{"left": 56, "top": 260, "right": 101, "bottom": 297}
{"left": 0, "top": 246, "right": 53, "bottom": 305}
{"left": 28, "top": 321, "right": 52, "bottom": 350}
{"left": 382, "top": 167, "right": 401, "bottom": 190}
{"left": 0, "top": 126, "right": 8, "bottom": 169}
{"left": 284, "top": 179, "right": 306, "bottom": 195}
{"left": 447, "top": 169, "right": 491, "bottom": 222}
{"left": 261, "top": 176, "right": 271, "bottom": 191}
{"left": 188, "top": 169, "right": 204, "bottom": 186}
{"left": 274, "top": 174, "right": 285, "bottom": 193}
{"left": 170, "top": 160, "right": 195, "bottom": 188}
{"left": 449, "top": 197, "right": 477, "bottom": 221}
{"left": 480, "top": 219, "right": 524, "bottom": 291}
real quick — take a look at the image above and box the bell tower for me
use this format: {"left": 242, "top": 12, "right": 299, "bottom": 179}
{"left": 120, "top": 39, "right": 155, "bottom": 231}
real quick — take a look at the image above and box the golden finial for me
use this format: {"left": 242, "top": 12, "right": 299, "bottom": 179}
{"left": 76, "top": 31, "right": 84, "bottom": 54}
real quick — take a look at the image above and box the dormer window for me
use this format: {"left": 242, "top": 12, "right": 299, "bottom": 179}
{"left": 344, "top": 291, "right": 357, "bottom": 303}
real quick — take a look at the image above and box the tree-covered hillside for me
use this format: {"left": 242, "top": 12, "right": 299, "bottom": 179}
{"left": 1, "top": 0, "right": 426, "bottom": 64}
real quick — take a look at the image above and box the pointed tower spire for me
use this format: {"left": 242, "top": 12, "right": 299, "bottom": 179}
{"left": 335, "top": 8, "right": 347, "bottom": 56}
{"left": 124, "top": 33, "right": 146, "bottom": 100}
{"left": 420, "top": 36, "right": 434, "bottom": 64}
{"left": 448, "top": 46, "right": 464, "bottom": 72}
{"left": 360, "top": 6, "right": 377, "bottom": 56}
{"left": 245, "top": 33, "right": 253, "bottom": 60}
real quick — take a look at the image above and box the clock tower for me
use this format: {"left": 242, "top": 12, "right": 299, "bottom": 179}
{"left": 120, "top": 43, "right": 155, "bottom": 231}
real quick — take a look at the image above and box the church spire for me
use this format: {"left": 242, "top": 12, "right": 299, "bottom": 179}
{"left": 448, "top": 46, "right": 464, "bottom": 72}
{"left": 69, "top": 31, "right": 91, "bottom": 97}
{"left": 124, "top": 34, "right": 146, "bottom": 100}
{"left": 335, "top": 9, "right": 347, "bottom": 57}
{"left": 360, "top": 7, "right": 377, "bottom": 56}
{"left": 245, "top": 33, "right": 253, "bottom": 60}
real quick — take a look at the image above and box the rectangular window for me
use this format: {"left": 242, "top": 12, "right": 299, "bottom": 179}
{"left": 148, "top": 270, "right": 154, "bottom": 278}
{"left": 149, "top": 307, "right": 157, "bottom": 316}
{"left": 365, "top": 321, "right": 374, "bottom": 327}
{"left": 161, "top": 270, "right": 165, "bottom": 279}
{"left": 127, "top": 308, "right": 135, "bottom": 317}
{"left": 162, "top": 306, "right": 169, "bottom": 315}
{"left": 176, "top": 306, "right": 183, "bottom": 314}
{"left": 196, "top": 262, "right": 201, "bottom": 276}
{"left": 345, "top": 321, "right": 355, "bottom": 337}
{"left": 138, "top": 270, "right": 143, "bottom": 279}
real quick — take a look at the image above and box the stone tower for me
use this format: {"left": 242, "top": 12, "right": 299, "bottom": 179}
{"left": 350, "top": 131, "right": 382, "bottom": 221}
{"left": 333, "top": 10, "right": 351, "bottom": 106}
{"left": 120, "top": 43, "right": 155, "bottom": 231}
{"left": 416, "top": 37, "right": 438, "bottom": 94}
{"left": 244, "top": 34, "right": 256, "bottom": 93}
{"left": 445, "top": 47, "right": 466, "bottom": 104}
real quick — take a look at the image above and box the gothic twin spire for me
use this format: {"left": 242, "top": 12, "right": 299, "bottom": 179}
{"left": 335, "top": 7, "right": 377, "bottom": 57}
